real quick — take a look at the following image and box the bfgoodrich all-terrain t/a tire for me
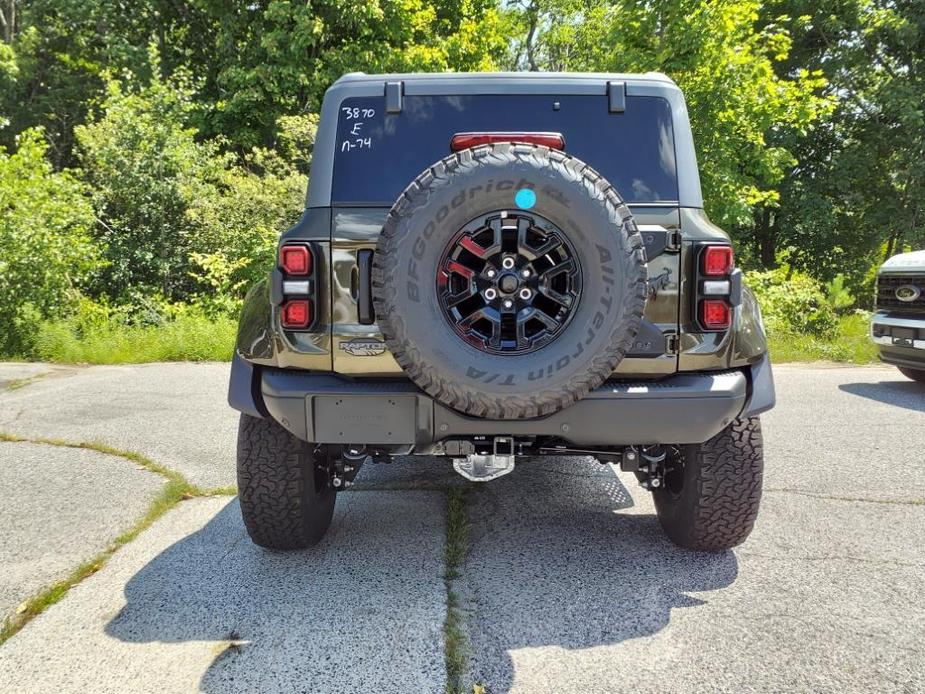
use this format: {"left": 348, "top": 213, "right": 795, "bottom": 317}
{"left": 653, "top": 418, "right": 764, "bottom": 551}
{"left": 236, "top": 414, "right": 336, "bottom": 550}
{"left": 372, "top": 142, "right": 647, "bottom": 420}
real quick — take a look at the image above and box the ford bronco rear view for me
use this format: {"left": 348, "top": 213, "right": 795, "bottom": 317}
{"left": 228, "top": 72, "right": 776, "bottom": 552}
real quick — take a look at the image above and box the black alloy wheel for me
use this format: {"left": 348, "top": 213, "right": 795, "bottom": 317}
{"left": 436, "top": 211, "right": 582, "bottom": 354}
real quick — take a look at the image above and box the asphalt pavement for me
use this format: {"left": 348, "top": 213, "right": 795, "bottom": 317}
{"left": 0, "top": 441, "right": 163, "bottom": 618}
{"left": 0, "top": 363, "right": 238, "bottom": 490}
{"left": 0, "top": 361, "right": 922, "bottom": 693}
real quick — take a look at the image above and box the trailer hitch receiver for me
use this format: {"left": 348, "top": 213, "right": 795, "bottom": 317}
{"left": 453, "top": 436, "right": 516, "bottom": 481}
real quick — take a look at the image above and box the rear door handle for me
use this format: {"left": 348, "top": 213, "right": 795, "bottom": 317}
{"left": 356, "top": 249, "right": 376, "bottom": 325}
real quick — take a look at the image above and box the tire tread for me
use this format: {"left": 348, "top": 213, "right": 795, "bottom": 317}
{"left": 656, "top": 417, "right": 763, "bottom": 551}
{"left": 236, "top": 414, "right": 335, "bottom": 550}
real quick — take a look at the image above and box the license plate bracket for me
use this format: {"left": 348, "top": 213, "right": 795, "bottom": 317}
{"left": 311, "top": 395, "right": 416, "bottom": 444}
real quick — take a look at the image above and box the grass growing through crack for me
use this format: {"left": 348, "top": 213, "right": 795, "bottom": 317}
{"left": 3, "top": 374, "right": 47, "bottom": 391}
{"left": 444, "top": 487, "right": 471, "bottom": 694}
{"left": 1, "top": 433, "right": 484, "bottom": 690}
{"left": 0, "top": 431, "right": 235, "bottom": 645}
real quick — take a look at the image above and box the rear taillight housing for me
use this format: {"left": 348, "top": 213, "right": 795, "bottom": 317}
{"left": 281, "top": 299, "right": 312, "bottom": 329}
{"left": 701, "top": 245, "right": 734, "bottom": 277}
{"left": 700, "top": 299, "right": 731, "bottom": 330}
{"left": 280, "top": 245, "right": 311, "bottom": 276}
{"left": 695, "top": 244, "right": 735, "bottom": 331}
{"left": 451, "top": 132, "right": 565, "bottom": 151}
{"left": 278, "top": 243, "right": 317, "bottom": 330}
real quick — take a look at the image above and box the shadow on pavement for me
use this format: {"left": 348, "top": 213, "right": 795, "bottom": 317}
{"left": 461, "top": 458, "right": 738, "bottom": 693}
{"left": 839, "top": 380, "right": 925, "bottom": 412}
{"left": 104, "top": 493, "right": 448, "bottom": 694}
{"left": 104, "top": 459, "right": 736, "bottom": 694}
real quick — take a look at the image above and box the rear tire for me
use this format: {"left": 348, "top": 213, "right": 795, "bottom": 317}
{"left": 236, "top": 414, "right": 337, "bottom": 550}
{"left": 898, "top": 367, "right": 925, "bottom": 383}
{"left": 653, "top": 418, "right": 763, "bottom": 551}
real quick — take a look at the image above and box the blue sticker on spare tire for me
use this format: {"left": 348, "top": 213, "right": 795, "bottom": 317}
{"left": 515, "top": 188, "right": 536, "bottom": 209}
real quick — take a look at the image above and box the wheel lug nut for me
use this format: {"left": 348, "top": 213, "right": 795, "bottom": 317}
{"left": 486, "top": 269, "right": 497, "bottom": 278}
{"left": 503, "top": 299, "right": 514, "bottom": 309}
{"left": 519, "top": 288, "right": 532, "bottom": 300}
{"left": 521, "top": 269, "right": 531, "bottom": 278}
{"left": 484, "top": 288, "right": 497, "bottom": 300}
{"left": 502, "top": 257, "right": 516, "bottom": 270}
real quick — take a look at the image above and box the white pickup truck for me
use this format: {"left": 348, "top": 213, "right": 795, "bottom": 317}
{"left": 871, "top": 250, "right": 925, "bottom": 383}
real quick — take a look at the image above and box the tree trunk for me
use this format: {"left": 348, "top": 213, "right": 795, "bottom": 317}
{"left": 755, "top": 207, "right": 776, "bottom": 268}
{"left": 884, "top": 231, "right": 897, "bottom": 261}
{"left": 0, "top": 0, "right": 16, "bottom": 44}
{"left": 524, "top": 1, "right": 539, "bottom": 72}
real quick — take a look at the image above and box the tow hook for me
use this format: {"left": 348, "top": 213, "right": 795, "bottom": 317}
{"left": 638, "top": 447, "right": 667, "bottom": 490}
{"left": 453, "top": 436, "right": 516, "bottom": 482}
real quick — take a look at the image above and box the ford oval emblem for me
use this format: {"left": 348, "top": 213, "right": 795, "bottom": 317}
{"left": 895, "top": 285, "right": 921, "bottom": 302}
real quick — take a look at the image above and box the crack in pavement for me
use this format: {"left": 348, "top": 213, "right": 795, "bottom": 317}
{"left": 764, "top": 487, "right": 925, "bottom": 506}
{"left": 0, "top": 431, "right": 233, "bottom": 644}
{"left": 738, "top": 551, "right": 925, "bottom": 569}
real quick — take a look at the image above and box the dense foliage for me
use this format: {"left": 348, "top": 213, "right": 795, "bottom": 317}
{"left": 507, "top": 0, "right": 831, "bottom": 233}
{"left": 745, "top": 268, "right": 840, "bottom": 338}
{"left": 75, "top": 67, "right": 305, "bottom": 306}
{"left": 0, "top": 0, "right": 921, "bottom": 360}
{"left": 0, "top": 128, "right": 97, "bottom": 354}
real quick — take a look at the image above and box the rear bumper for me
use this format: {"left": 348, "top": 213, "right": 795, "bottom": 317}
{"left": 231, "top": 354, "right": 774, "bottom": 449}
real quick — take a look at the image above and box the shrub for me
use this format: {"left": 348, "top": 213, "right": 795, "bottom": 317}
{"left": 823, "top": 274, "right": 855, "bottom": 314}
{"left": 745, "top": 267, "right": 839, "bottom": 338}
{"left": 76, "top": 70, "right": 303, "bottom": 309}
{"left": 185, "top": 147, "right": 304, "bottom": 308}
{"left": 0, "top": 128, "right": 99, "bottom": 356}
{"left": 75, "top": 72, "right": 228, "bottom": 302}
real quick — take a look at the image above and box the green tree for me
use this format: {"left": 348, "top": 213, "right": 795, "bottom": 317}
{"left": 75, "top": 71, "right": 223, "bottom": 302}
{"left": 504, "top": 0, "right": 831, "bottom": 245}
{"left": 1, "top": 0, "right": 507, "bottom": 164}
{"left": 0, "top": 128, "right": 99, "bottom": 354}
{"left": 183, "top": 0, "right": 507, "bottom": 149}
{"left": 0, "top": 0, "right": 169, "bottom": 167}
{"left": 185, "top": 145, "right": 306, "bottom": 313}
{"left": 757, "top": 0, "right": 924, "bottom": 294}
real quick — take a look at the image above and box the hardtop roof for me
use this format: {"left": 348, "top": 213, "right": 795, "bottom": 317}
{"left": 306, "top": 70, "right": 702, "bottom": 209}
{"left": 332, "top": 71, "right": 677, "bottom": 88}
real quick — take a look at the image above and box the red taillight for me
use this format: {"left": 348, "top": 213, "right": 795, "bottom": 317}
{"left": 281, "top": 300, "right": 312, "bottom": 328}
{"left": 450, "top": 132, "right": 565, "bottom": 152}
{"left": 702, "top": 245, "right": 734, "bottom": 277}
{"left": 280, "top": 245, "right": 311, "bottom": 276}
{"left": 700, "top": 299, "right": 731, "bottom": 329}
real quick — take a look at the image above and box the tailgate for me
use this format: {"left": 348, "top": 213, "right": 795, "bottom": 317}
{"left": 330, "top": 206, "right": 681, "bottom": 377}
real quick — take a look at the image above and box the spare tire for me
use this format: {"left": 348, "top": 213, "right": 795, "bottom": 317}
{"left": 372, "top": 142, "right": 647, "bottom": 419}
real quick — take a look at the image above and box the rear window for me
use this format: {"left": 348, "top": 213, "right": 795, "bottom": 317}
{"left": 331, "top": 94, "right": 678, "bottom": 206}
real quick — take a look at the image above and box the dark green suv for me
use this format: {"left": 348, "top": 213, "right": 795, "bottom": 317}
{"left": 228, "top": 72, "right": 775, "bottom": 552}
